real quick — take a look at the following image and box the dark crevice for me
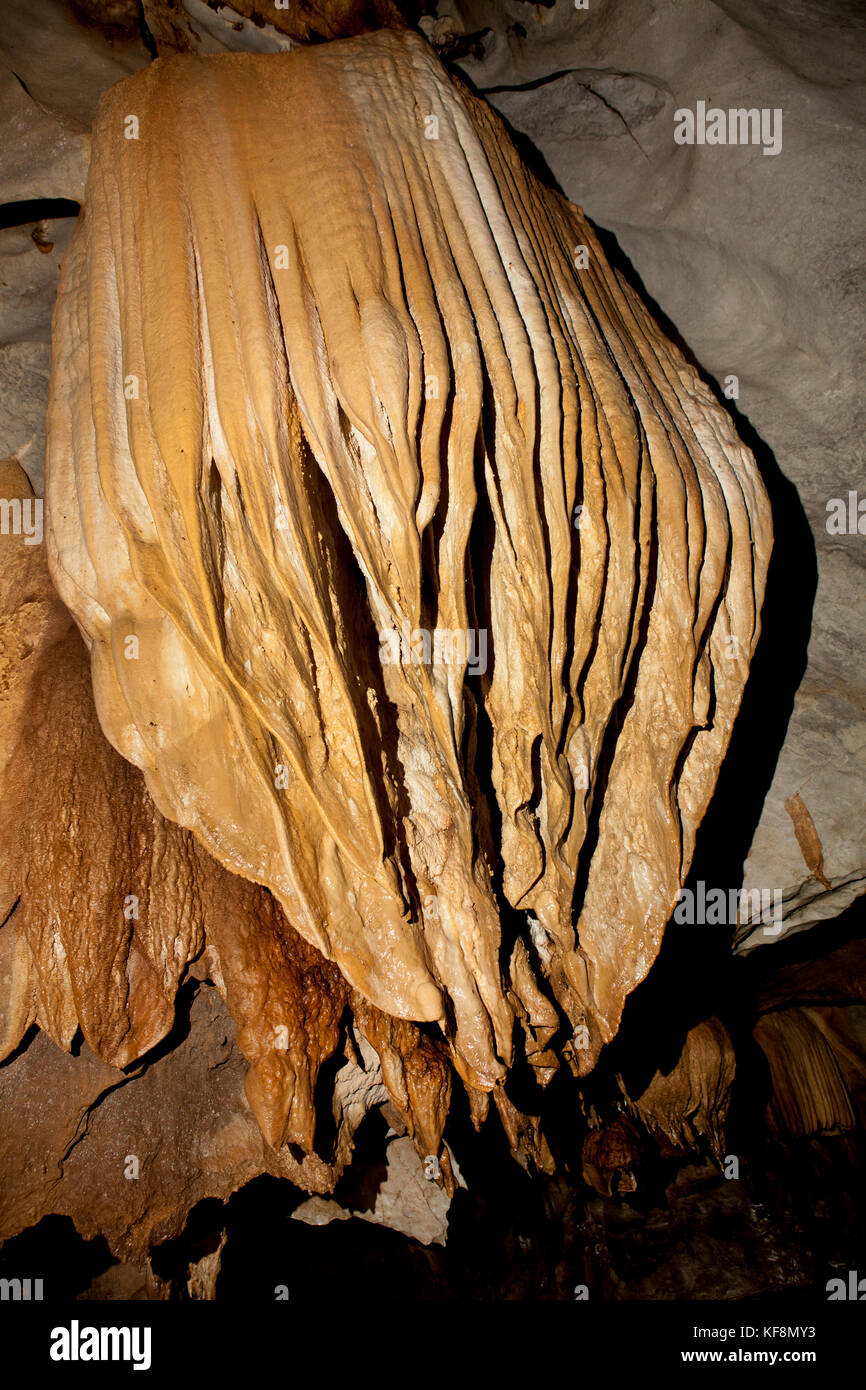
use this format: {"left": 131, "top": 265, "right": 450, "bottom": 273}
{"left": 310, "top": 1011, "right": 353, "bottom": 1163}
{"left": 0, "top": 198, "right": 80, "bottom": 230}
{"left": 136, "top": 0, "right": 159, "bottom": 58}
{"left": 0, "top": 894, "right": 21, "bottom": 934}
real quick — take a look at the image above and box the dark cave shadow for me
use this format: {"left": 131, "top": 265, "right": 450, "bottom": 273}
{"left": 608, "top": 893, "right": 866, "bottom": 1151}
{"left": 214, "top": 1170, "right": 446, "bottom": 1300}
{"left": 310, "top": 1008, "right": 354, "bottom": 1163}
{"left": 148, "top": 1196, "right": 228, "bottom": 1291}
{"left": 0, "top": 1215, "right": 114, "bottom": 1299}
{"left": 740, "top": 890, "right": 866, "bottom": 987}
{"left": 330, "top": 1105, "right": 391, "bottom": 1214}
{"left": 0, "top": 197, "right": 80, "bottom": 229}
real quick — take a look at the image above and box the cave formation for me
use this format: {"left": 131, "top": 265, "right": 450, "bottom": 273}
{"left": 0, "top": 0, "right": 864, "bottom": 1306}
{"left": 43, "top": 26, "right": 772, "bottom": 1156}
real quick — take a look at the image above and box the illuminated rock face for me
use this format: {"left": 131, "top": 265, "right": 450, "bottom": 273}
{"left": 46, "top": 31, "right": 771, "bottom": 1130}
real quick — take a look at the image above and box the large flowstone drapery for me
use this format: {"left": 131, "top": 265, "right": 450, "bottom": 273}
{"left": 44, "top": 29, "right": 772, "bottom": 1149}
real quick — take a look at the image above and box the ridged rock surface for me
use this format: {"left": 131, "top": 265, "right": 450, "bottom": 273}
{"left": 622, "top": 1018, "right": 736, "bottom": 1159}
{"left": 0, "top": 458, "right": 452, "bottom": 1195}
{"left": 45, "top": 31, "right": 771, "bottom": 1118}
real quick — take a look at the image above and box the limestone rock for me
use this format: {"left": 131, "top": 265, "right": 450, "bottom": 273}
{"left": 293, "top": 1135, "right": 461, "bottom": 1245}
{"left": 0, "top": 0, "right": 149, "bottom": 131}
{"left": 0, "top": 66, "right": 89, "bottom": 204}
{"left": 621, "top": 1018, "right": 736, "bottom": 1160}
{"left": 0, "top": 220, "right": 76, "bottom": 496}
{"left": 353, "top": 1135, "right": 453, "bottom": 1246}
{"left": 291, "top": 1196, "right": 351, "bottom": 1227}
{"left": 45, "top": 32, "right": 771, "bottom": 1115}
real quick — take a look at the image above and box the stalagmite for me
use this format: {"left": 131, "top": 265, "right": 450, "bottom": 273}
{"left": 44, "top": 29, "right": 772, "bottom": 1146}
